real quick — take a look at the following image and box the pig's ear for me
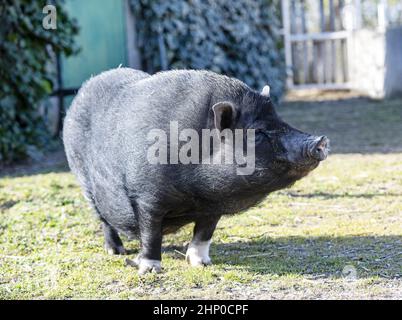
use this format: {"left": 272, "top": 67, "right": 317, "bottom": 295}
{"left": 212, "top": 102, "right": 235, "bottom": 130}
{"left": 261, "top": 85, "right": 270, "bottom": 97}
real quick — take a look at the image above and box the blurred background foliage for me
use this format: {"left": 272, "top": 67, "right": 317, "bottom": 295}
{"left": 0, "top": 0, "right": 78, "bottom": 164}
{"left": 131, "top": 0, "right": 285, "bottom": 101}
{"left": 0, "top": 0, "right": 284, "bottom": 164}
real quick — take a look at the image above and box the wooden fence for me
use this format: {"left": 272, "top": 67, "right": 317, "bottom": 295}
{"left": 282, "top": 0, "right": 351, "bottom": 90}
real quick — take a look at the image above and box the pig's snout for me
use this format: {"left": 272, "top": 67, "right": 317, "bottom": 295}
{"left": 308, "top": 136, "right": 330, "bottom": 161}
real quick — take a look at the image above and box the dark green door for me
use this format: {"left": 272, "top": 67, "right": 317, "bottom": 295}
{"left": 62, "top": 0, "right": 127, "bottom": 95}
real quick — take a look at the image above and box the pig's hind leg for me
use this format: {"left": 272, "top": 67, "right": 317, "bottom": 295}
{"left": 102, "top": 219, "right": 126, "bottom": 255}
{"left": 90, "top": 181, "right": 136, "bottom": 256}
{"left": 186, "top": 215, "right": 221, "bottom": 267}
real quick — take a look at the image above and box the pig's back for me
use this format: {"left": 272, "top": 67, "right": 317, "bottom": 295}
{"left": 101, "top": 69, "right": 247, "bottom": 175}
{"left": 65, "top": 68, "right": 249, "bottom": 184}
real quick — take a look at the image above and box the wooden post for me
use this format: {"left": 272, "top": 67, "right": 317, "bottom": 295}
{"left": 319, "top": 0, "right": 326, "bottom": 84}
{"left": 342, "top": 38, "right": 349, "bottom": 82}
{"left": 319, "top": 0, "right": 326, "bottom": 31}
{"left": 378, "top": 0, "right": 388, "bottom": 32}
{"left": 281, "top": 0, "right": 293, "bottom": 88}
{"left": 301, "top": 0, "right": 309, "bottom": 84}
{"left": 354, "top": 0, "right": 362, "bottom": 29}
{"left": 329, "top": 0, "right": 336, "bottom": 83}
{"left": 291, "top": 0, "right": 299, "bottom": 84}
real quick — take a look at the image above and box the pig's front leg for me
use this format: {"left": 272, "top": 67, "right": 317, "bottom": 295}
{"left": 186, "top": 215, "right": 221, "bottom": 267}
{"left": 130, "top": 215, "right": 163, "bottom": 274}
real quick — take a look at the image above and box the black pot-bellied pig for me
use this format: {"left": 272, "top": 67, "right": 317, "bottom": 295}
{"left": 63, "top": 68, "right": 329, "bottom": 274}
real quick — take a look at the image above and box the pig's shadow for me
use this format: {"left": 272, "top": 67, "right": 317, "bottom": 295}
{"left": 285, "top": 191, "right": 401, "bottom": 200}
{"left": 164, "top": 235, "right": 401, "bottom": 279}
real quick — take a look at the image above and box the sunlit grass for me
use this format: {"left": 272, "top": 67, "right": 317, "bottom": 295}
{"left": 0, "top": 98, "right": 401, "bottom": 299}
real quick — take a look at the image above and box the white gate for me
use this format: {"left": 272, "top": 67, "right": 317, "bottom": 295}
{"left": 281, "top": 0, "right": 396, "bottom": 91}
{"left": 282, "top": 0, "right": 352, "bottom": 90}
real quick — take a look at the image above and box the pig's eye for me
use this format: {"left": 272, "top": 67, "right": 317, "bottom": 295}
{"left": 255, "top": 129, "right": 270, "bottom": 144}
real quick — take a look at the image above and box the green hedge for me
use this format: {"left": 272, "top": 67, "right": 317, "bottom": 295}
{"left": 131, "top": 0, "right": 285, "bottom": 101}
{"left": 0, "top": 1, "right": 78, "bottom": 164}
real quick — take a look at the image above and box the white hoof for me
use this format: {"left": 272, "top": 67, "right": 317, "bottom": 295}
{"left": 186, "top": 240, "right": 212, "bottom": 267}
{"left": 127, "top": 256, "right": 162, "bottom": 275}
{"left": 105, "top": 244, "right": 126, "bottom": 255}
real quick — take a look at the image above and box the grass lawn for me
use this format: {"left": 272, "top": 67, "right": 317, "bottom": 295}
{"left": 0, "top": 96, "right": 401, "bottom": 299}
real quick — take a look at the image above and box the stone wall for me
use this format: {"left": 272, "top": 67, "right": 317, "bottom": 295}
{"left": 350, "top": 26, "right": 402, "bottom": 98}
